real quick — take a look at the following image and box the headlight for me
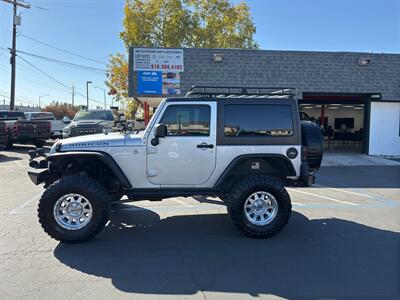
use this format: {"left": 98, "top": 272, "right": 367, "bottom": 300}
{"left": 103, "top": 128, "right": 112, "bottom": 134}
{"left": 49, "top": 141, "right": 61, "bottom": 155}
{"left": 63, "top": 127, "right": 70, "bottom": 137}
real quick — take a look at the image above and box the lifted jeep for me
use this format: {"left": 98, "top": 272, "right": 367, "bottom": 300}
{"left": 28, "top": 86, "right": 323, "bottom": 243}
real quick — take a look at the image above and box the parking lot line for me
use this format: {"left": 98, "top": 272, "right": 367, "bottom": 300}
{"left": 14, "top": 160, "right": 25, "bottom": 168}
{"left": 314, "top": 184, "right": 373, "bottom": 198}
{"left": 8, "top": 193, "right": 41, "bottom": 215}
{"left": 287, "top": 188, "right": 359, "bottom": 206}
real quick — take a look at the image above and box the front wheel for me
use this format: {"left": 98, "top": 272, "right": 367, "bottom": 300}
{"left": 38, "top": 175, "right": 110, "bottom": 243}
{"left": 226, "top": 175, "right": 291, "bottom": 238}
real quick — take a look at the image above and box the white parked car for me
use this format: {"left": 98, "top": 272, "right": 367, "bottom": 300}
{"left": 24, "top": 112, "right": 66, "bottom": 139}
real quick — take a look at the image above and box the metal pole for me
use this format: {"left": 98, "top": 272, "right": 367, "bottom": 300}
{"left": 86, "top": 82, "right": 89, "bottom": 108}
{"left": 72, "top": 84, "right": 75, "bottom": 106}
{"left": 103, "top": 90, "right": 106, "bottom": 108}
{"left": 2, "top": 0, "right": 30, "bottom": 111}
{"left": 9, "top": 3, "right": 17, "bottom": 111}
{"left": 39, "top": 94, "right": 49, "bottom": 108}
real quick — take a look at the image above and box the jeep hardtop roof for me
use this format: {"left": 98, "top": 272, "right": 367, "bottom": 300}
{"left": 184, "top": 85, "right": 297, "bottom": 99}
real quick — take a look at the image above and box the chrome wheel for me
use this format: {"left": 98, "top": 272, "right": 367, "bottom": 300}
{"left": 53, "top": 194, "right": 93, "bottom": 230}
{"left": 243, "top": 191, "right": 278, "bottom": 226}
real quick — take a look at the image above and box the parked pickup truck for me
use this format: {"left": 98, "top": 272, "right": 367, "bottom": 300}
{"left": 0, "top": 110, "right": 51, "bottom": 149}
{"left": 0, "top": 121, "right": 6, "bottom": 150}
{"left": 24, "top": 112, "right": 66, "bottom": 139}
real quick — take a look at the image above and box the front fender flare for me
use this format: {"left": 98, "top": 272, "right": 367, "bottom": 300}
{"left": 46, "top": 151, "right": 131, "bottom": 188}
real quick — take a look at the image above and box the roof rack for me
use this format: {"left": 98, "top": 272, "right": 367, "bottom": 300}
{"left": 185, "top": 85, "right": 297, "bottom": 99}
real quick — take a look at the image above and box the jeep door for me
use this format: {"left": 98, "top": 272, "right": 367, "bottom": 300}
{"left": 146, "top": 102, "right": 216, "bottom": 186}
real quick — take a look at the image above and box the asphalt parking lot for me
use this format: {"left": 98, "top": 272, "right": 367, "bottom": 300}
{"left": 1, "top": 144, "right": 399, "bottom": 300}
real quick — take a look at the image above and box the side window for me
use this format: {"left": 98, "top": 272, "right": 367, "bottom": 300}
{"left": 160, "top": 105, "right": 210, "bottom": 136}
{"left": 224, "top": 104, "right": 293, "bottom": 137}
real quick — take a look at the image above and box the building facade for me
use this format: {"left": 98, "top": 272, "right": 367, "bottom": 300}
{"left": 129, "top": 47, "right": 400, "bottom": 156}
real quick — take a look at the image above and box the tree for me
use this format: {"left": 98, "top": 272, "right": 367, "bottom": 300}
{"left": 42, "top": 102, "right": 79, "bottom": 120}
{"left": 106, "top": 0, "right": 258, "bottom": 112}
{"left": 106, "top": 53, "right": 129, "bottom": 101}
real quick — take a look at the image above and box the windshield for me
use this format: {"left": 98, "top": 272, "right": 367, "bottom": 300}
{"left": 73, "top": 110, "right": 114, "bottom": 121}
{"left": 28, "top": 113, "right": 55, "bottom": 120}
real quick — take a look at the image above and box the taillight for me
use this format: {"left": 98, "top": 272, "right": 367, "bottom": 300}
{"left": 48, "top": 121, "right": 51, "bottom": 131}
{"left": 13, "top": 123, "right": 19, "bottom": 134}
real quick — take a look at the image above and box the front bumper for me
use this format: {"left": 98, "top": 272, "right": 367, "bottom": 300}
{"left": 28, "top": 169, "right": 49, "bottom": 185}
{"left": 51, "top": 130, "right": 63, "bottom": 138}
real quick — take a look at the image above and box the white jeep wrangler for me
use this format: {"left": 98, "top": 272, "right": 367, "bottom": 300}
{"left": 28, "top": 86, "right": 323, "bottom": 243}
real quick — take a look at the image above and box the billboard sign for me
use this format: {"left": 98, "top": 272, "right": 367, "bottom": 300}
{"left": 137, "top": 71, "right": 162, "bottom": 95}
{"left": 162, "top": 72, "right": 181, "bottom": 95}
{"left": 133, "top": 48, "right": 184, "bottom": 72}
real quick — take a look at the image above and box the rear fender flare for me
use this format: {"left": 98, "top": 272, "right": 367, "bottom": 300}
{"left": 214, "top": 154, "right": 296, "bottom": 189}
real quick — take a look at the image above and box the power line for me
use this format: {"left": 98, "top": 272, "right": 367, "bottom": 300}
{"left": 17, "top": 55, "right": 74, "bottom": 92}
{"left": 17, "top": 56, "right": 105, "bottom": 106}
{"left": 1, "top": 48, "right": 105, "bottom": 106}
{"left": 19, "top": 33, "right": 106, "bottom": 65}
{"left": 16, "top": 49, "right": 107, "bottom": 72}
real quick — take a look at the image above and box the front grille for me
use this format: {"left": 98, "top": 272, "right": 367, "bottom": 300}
{"left": 70, "top": 125, "right": 103, "bottom": 137}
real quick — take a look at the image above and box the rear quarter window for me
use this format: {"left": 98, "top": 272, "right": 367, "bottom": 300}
{"left": 224, "top": 104, "right": 293, "bottom": 137}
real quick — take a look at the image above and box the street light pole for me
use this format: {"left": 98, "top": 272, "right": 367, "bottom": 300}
{"left": 38, "top": 94, "right": 50, "bottom": 108}
{"left": 86, "top": 81, "right": 92, "bottom": 108}
{"left": 94, "top": 86, "right": 106, "bottom": 108}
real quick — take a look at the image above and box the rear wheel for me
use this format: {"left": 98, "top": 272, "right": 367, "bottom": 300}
{"left": 226, "top": 175, "right": 291, "bottom": 238}
{"left": 38, "top": 175, "right": 110, "bottom": 243}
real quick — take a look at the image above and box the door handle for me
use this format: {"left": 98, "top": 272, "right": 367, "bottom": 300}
{"left": 197, "top": 143, "right": 214, "bottom": 149}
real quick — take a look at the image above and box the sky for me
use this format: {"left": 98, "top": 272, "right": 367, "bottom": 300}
{"left": 0, "top": 0, "right": 399, "bottom": 108}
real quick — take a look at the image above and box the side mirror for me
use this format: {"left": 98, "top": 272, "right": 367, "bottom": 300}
{"left": 151, "top": 124, "right": 167, "bottom": 146}
{"left": 62, "top": 117, "right": 71, "bottom": 124}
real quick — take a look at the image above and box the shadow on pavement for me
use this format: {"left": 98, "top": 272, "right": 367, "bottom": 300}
{"left": 4, "top": 144, "right": 51, "bottom": 154}
{"left": 316, "top": 166, "right": 400, "bottom": 189}
{"left": 0, "top": 154, "right": 23, "bottom": 162}
{"left": 54, "top": 207, "right": 399, "bottom": 299}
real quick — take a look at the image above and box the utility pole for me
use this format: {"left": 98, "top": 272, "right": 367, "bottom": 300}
{"left": 2, "top": 0, "right": 31, "bottom": 111}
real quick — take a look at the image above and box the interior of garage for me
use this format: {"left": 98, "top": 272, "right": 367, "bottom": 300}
{"left": 299, "top": 94, "right": 367, "bottom": 154}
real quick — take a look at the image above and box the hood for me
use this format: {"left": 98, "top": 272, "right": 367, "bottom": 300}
{"left": 60, "top": 132, "right": 126, "bottom": 151}
{"left": 58, "top": 131, "right": 144, "bottom": 152}
{"left": 67, "top": 119, "right": 114, "bottom": 128}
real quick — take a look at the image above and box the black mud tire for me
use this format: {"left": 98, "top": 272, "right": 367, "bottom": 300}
{"left": 301, "top": 120, "right": 323, "bottom": 173}
{"left": 226, "top": 175, "right": 291, "bottom": 238}
{"left": 34, "top": 139, "right": 46, "bottom": 148}
{"left": 38, "top": 175, "right": 110, "bottom": 243}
